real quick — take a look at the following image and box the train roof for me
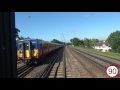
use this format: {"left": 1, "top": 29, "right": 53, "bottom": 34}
{"left": 16, "top": 39, "right": 63, "bottom": 45}
{"left": 17, "top": 39, "right": 40, "bottom": 42}
{"left": 19, "top": 38, "right": 37, "bottom": 41}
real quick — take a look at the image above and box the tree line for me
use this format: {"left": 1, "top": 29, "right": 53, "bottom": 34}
{"left": 70, "top": 37, "right": 99, "bottom": 48}
{"left": 15, "top": 28, "right": 120, "bottom": 53}
{"left": 70, "top": 30, "right": 120, "bottom": 53}
{"left": 107, "top": 30, "right": 120, "bottom": 53}
{"left": 51, "top": 39, "right": 65, "bottom": 44}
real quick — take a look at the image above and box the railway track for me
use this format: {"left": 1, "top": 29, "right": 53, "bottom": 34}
{"left": 17, "top": 48, "right": 61, "bottom": 78}
{"left": 70, "top": 47, "right": 120, "bottom": 78}
{"left": 39, "top": 47, "right": 64, "bottom": 78}
{"left": 75, "top": 47, "right": 120, "bottom": 63}
{"left": 65, "top": 47, "right": 97, "bottom": 78}
{"left": 48, "top": 47, "right": 66, "bottom": 78}
{"left": 33, "top": 48, "right": 63, "bottom": 78}
{"left": 17, "top": 61, "right": 21, "bottom": 64}
{"left": 17, "top": 64, "right": 35, "bottom": 78}
{"left": 65, "top": 47, "right": 78, "bottom": 78}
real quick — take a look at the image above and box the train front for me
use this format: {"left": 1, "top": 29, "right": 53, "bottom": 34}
{"left": 17, "top": 40, "right": 32, "bottom": 63}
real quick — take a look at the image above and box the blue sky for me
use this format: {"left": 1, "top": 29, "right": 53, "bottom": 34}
{"left": 15, "top": 12, "right": 120, "bottom": 42}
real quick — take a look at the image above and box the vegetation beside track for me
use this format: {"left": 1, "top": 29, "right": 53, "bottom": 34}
{"left": 73, "top": 46, "right": 120, "bottom": 59}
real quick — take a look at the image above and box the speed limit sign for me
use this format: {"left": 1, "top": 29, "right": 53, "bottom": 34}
{"left": 106, "top": 64, "right": 119, "bottom": 78}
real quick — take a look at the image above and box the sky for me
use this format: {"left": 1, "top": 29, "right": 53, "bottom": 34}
{"left": 15, "top": 12, "right": 120, "bottom": 42}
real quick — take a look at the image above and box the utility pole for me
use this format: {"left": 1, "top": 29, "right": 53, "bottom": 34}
{"left": 61, "top": 32, "right": 66, "bottom": 45}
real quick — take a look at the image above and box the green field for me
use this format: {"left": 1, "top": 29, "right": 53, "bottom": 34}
{"left": 74, "top": 46, "right": 120, "bottom": 59}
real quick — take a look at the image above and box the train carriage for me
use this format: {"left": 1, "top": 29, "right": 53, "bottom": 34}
{"left": 16, "top": 38, "right": 63, "bottom": 65}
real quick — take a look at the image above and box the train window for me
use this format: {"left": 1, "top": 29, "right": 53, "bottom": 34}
{"left": 40, "top": 43, "right": 42, "bottom": 49}
{"left": 18, "top": 44, "right": 22, "bottom": 50}
{"left": 37, "top": 43, "right": 39, "bottom": 49}
{"left": 25, "top": 43, "right": 29, "bottom": 50}
{"left": 44, "top": 45, "right": 47, "bottom": 49}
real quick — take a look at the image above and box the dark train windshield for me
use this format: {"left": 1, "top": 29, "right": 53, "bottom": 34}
{"left": 25, "top": 43, "right": 29, "bottom": 50}
{"left": 18, "top": 44, "right": 22, "bottom": 50}
{"left": 18, "top": 42, "right": 30, "bottom": 50}
{"left": 32, "top": 43, "right": 36, "bottom": 49}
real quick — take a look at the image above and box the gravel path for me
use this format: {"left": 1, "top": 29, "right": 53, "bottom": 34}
{"left": 17, "top": 61, "right": 25, "bottom": 69}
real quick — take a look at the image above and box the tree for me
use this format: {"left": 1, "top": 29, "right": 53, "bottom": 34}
{"left": 66, "top": 42, "right": 71, "bottom": 45}
{"left": 107, "top": 30, "right": 120, "bottom": 53}
{"left": 80, "top": 40, "right": 84, "bottom": 45}
{"left": 70, "top": 39, "right": 73, "bottom": 45}
{"left": 18, "top": 36, "right": 25, "bottom": 40}
{"left": 51, "top": 39, "right": 64, "bottom": 44}
{"left": 70, "top": 37, "right": 81, "bottom": 46}
{"left": 84, "top": 38, "right": 91, "bottom": 48}
{"left": 90, "top": 38, "right": 99, "bottom": 47}
{"left": 96, "top": 39, "right": 99, "bottom": 43}
{"left": 25, "top": 36, "right": 30, "bottom": 39}
{"left": 15, "top": 28, "right": 20, "bottom": 40}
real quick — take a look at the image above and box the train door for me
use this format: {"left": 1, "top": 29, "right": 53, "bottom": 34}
{"left": 21, "top": 42, "right": 25, "bottom": 60}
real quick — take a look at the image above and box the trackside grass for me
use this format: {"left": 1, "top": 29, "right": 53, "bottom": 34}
{"left": 73, "top": 46, "right": 120, "bottom": 59}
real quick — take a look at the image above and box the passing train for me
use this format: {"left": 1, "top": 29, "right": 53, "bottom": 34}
{"left": 16, "top": 39, "right": 63, "bottom": 65}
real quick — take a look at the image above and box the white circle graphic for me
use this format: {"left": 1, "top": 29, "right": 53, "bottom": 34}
{"left": 106, "top": 65, "right": 119, "bottom": 78}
